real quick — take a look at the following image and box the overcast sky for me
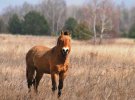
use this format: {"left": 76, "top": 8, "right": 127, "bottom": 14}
{"left": 0, "top": 0, "right": 134, "bottom": 13}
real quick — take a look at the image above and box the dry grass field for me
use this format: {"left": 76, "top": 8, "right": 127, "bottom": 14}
{"left": 1, "top": 34, "right": 135, "bottom": 100}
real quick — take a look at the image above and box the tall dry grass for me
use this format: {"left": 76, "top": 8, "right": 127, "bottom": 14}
{"left": 0, "top": 34, "right": 135, "bottom": 100}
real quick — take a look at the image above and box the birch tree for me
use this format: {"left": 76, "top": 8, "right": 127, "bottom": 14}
{"left": 39, "top": 0, "right": 66, "bottom": 34}
{"left": 85, "top": 0, "right": 118, "bottom": 44}
{"left": 85, "top": 0, "right": 100, "bottom": 44}
{"left": 98, "top": 0, "right": 113, "bottom": 44}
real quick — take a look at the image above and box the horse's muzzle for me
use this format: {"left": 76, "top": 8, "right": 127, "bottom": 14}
{"left": 62, "top": 48, "right": 69, "bottom": 57}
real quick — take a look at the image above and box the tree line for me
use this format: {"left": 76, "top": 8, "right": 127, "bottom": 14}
{"left": 0, "top": 0, "right": 135, "bottom": 42}
{"left": 8, "top": 11, "right": 50, "bottom": 35}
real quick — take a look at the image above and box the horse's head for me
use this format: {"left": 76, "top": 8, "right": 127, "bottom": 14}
{"left": 57, "top": 31, "right": 71, "bottom": 58}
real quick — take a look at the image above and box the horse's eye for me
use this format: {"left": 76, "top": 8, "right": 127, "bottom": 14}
{"left": 57, "top": 39, "right": 61, "bottom": 46}
{"left": 61, "top": 40, "right": 64, "bottom": 44}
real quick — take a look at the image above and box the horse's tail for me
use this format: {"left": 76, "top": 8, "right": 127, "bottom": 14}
{"left": 26, "top": 51, "right": 36, "bottom": 90}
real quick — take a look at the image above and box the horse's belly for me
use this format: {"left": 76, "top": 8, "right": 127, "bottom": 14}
{"left": 34, "top": 61, "right": 50, "bottom": 73}
{"left": 42, "top": 66, "right": 50, "bottom": 74}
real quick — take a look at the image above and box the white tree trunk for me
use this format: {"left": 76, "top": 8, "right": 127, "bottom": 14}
{"left": 93, "top": 15, "right": 97, "bottom": 45}
{"left": 99, "top": 28, "right": 104, "bottom": 44}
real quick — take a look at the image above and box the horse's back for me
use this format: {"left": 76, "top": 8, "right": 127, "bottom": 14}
{"left": 26, "top": 45, "right": 50, "bottom": 60}
{"left": 31, "top": 45, "right": 50, "bottom": 52}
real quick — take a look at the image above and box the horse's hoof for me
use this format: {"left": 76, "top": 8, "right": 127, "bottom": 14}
{"left": 58, "top": 94, "right": 61, "bottom": 98}
{"left": 52, "top": 87, "right": 57, "bottom": 92}
{"left": 28, "top": 90, "right": 31, "bottom": 93}
{"left": 28, "top": 88, "right": 30, "bottom": 93}
{"left": 58, "top": 91, "right": 61, "bottom": 98}
{"left": 34, "top": 89, "right": 38, "bottom": 94}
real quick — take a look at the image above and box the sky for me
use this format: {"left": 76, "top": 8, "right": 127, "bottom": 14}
{"left": 0, "top": 0, "right": 134, "bottom": 13}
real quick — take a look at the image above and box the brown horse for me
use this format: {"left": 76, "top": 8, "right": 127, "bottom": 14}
{"left": 26, "top": 31, "right": 71, "bottom": 97}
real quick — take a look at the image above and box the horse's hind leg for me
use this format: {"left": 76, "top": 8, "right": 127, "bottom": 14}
{"left": 33, "top": 70, "right": 43, "bottom": 93}
{"left": 26, "top": 65, "right": 35, "bottom": 92}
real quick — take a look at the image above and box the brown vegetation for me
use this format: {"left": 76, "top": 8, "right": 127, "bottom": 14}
{"left": 0, "top": 34, "right": 135, "bottom": 100}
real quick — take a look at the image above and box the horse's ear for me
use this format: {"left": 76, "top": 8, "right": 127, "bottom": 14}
{"left": 67, "top": 32, "right": 71, "bottom": 36}
{"left": 60, "top": 31, "right": 64, "bottom": 36}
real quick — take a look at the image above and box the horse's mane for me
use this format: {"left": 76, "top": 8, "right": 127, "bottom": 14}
{"left": 64, "top": 31, "right": 69, "bottom": 35}
{"left": 61, "top": 31, "right": 70, "bottom": 36}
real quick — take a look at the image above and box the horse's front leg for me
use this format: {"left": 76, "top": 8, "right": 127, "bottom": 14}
{"left": 51, "top": 72, "right": 57, "bottom": 92}
{"left": 58, "top": 72, "right": 67, "bottom": 97}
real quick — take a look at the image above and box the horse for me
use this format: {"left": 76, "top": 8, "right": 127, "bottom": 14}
{"left": 26, "top": 31, "right": 71, "bottom": 97}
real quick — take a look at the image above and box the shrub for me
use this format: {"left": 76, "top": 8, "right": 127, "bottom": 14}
{"left": 129, "top": 23, "right": 135, "bottom": 38}
{"left": 64, "top": 18, "right": 92, "bottom": 40}
{"left": 22, "top": 11, "right": 50, "bottom": 35}
{"left": 74, "top": 23, "right": 92, "bottom": 40}
{"left": 8, "top": 14, "right": 22, "bottom": 34}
